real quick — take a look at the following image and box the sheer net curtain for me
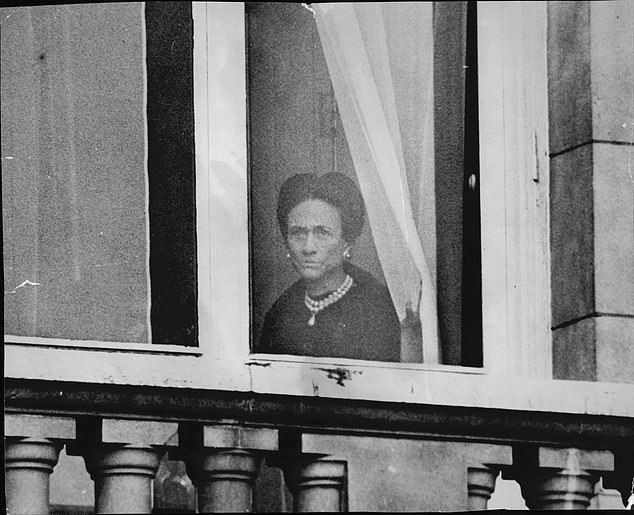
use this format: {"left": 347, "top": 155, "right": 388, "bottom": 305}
{"left": 313, "top": 3, "right": 444, "bottom": 363}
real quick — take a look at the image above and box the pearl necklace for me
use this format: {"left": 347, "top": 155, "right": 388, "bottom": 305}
{"left": 304, "top": 274, "right": 354, "bottom": 326}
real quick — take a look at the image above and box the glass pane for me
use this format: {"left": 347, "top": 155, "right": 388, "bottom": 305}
{"left": 3, "top": 3, "right": 198, "bottom": 345}
{"left": 248, "top": 3, "right": 397, "bottom": 361}
{"left": 248, "top": 1, "right": 382, "bottom": 350}
{"left": 248, "top": 3, "right": 481, "bottom": 364}
{"left": 2, "top": 3, "right": 150, "bottom": 342}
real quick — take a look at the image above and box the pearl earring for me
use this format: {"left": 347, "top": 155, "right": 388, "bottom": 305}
{"left": 343, "top": 249, "right": 351, "bottom": 259}
{"left": 286, "top": 252, "right": 291, "bottom": 258}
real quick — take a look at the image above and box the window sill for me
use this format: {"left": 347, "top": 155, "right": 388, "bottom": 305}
{"left": 5, "top": 340, "right": 633, "bottom": 419}
{"left": 248, "top": 353, "right": 486, "bottom": 374}
{"left": 247, "top": 356, "right": 633, "bottom": 417}
{"left": 5, "top": 335, "right": 203, "bottom": 356}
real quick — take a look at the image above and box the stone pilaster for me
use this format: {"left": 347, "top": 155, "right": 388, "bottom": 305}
{"left": 548, "top": 0, "right": 634, "bottom": 384}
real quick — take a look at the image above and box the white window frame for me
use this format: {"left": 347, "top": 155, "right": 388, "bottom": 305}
{"left": 5, "top": 2, "right": 633, "bottom": 418}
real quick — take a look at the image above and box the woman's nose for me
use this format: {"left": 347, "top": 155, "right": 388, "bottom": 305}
{"left": 302, "top": 232, "right": 318, "bottom": 253}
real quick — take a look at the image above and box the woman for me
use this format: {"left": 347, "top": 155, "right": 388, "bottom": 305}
{"left": 257, "top": 172, "right": 401, "bottom": 362}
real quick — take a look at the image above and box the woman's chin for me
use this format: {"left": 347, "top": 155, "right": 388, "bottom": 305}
{"left": 298, "top": 269, "right": 324, "bottom": 282}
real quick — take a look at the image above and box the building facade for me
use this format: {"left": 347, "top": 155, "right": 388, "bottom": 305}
{"left": 3, "top": 1, "right": 634, "bottom": 512}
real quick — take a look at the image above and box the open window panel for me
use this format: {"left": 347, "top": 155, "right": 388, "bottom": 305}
{"left": 247, "top": 2, "right": 483, "bottom": 366}
{"left": 2, "top": 2, "right": 198, "bottom": 347}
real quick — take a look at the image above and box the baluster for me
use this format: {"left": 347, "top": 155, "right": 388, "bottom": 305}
{"left": 68, "top": 418, "right": 177, "bottom": 514}
{"left": 85, "top": 445, "right": 161, "bottom": 514}
{"left": 468, "top": 465, "right": 499, "bottom": 510}
{"left": 283, "top": 455, "right": 347, "bottom": 512}
{"left": 178, "top": 423, "right": 278, "bottom": 513}
{"left": 466, "top": 442, "right": 512, "bottom": 511}
{"left": 5, "top": 438, "right": 63, "bottom": 515}
{"left": 189, "top": 449, "right": 261, "bottom": 512}
{"left": 520, "top": 469, "right": 599, "bottom": 509}
{"left": 507, "top": 446, "right": 614, "bottom": 510}
{"left": 4, "top": 414, "right": 75, "bottom": 515}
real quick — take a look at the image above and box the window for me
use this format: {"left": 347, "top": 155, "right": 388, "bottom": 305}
{"left": 2, "top": 2, "right": 197, "bottom": 345}
{"left": 247, "top": 3, "right": 483, "bottom": 365}
{"left": 5, "top": 2, "right": 585, "bottom": 414}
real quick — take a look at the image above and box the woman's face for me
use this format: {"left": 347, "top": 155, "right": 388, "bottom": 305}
{"left": 286, "top": 198, "right": 349, "bottom": 288}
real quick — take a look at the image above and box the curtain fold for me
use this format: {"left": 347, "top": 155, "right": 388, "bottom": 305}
{"left": 313, "top": 3, "right": 439, "bottom": 363}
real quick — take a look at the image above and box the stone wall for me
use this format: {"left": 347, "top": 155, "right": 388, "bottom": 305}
{"left": 548, "top": 1, "right": 634, "bottom": 383}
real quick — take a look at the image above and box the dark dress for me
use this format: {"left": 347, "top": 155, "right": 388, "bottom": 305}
{"left": 257, "top": 264, "right": 401, "bottom": 362}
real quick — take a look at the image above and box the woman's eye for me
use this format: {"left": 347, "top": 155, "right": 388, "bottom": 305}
{"left": 289, "top": 227, "right": 333, "bottom": 241}
{"left": 314, "top": 227, "right": 331, "bottom": 238}
{"left": 289, "top": 228, "right": 307, "bottom": 239}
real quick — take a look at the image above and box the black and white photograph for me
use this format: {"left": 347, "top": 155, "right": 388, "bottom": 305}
{"left": 3, "top": 1, "right": 634, "bottom": 512}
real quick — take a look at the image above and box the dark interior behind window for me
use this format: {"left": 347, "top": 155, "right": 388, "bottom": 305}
{"left": 146, "top": 2, "right": 197, "bottom": 346}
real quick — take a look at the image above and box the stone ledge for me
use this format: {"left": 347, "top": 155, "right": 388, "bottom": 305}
{"left": 5, "top": 378, "right": 634, "bottom": 448}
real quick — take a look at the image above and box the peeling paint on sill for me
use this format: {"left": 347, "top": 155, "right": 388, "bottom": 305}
{"left": 315, "top": 367, "right": 362, "bottom": 387}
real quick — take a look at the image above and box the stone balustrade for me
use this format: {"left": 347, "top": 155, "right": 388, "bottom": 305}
{"left": 5, "top": 413, "right": 633, "bottom": 512}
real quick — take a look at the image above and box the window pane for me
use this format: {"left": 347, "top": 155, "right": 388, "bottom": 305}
{"left": 2, "top": 3, "right": 197, "bottom": 345}
{"left": 247, "top": 3, "right": 395, "bottom": 361}
{"left": 2, "top": 3, "right": 149, "bottom": 342}
{"left": 248, "top": 3, "right": 482, "bottom": 364}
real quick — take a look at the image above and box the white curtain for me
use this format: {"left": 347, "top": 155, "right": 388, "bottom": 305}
{"left": 313, "top": 3, "right": 439, "bottom": 363}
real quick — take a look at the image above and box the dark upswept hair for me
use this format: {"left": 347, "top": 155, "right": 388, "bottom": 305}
{"left": 277, "top": 172, "right": 365, "bottom": 243}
